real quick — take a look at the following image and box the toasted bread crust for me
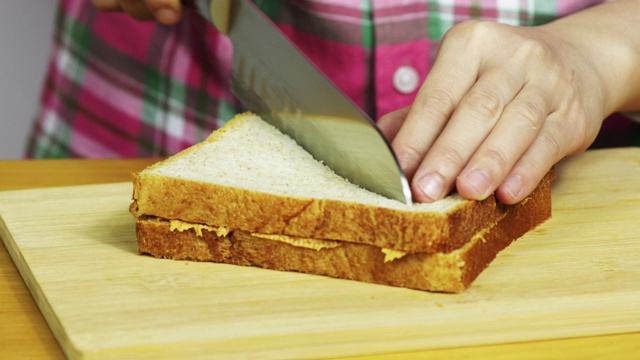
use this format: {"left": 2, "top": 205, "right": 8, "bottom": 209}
{"left": 132, "top": 174, "right": 494, "bottom": 253}
{"left": 134, "top": 172, "right": 552, "bottom": 293}
{"left": 132, "top": 169, "right": 553, "bottom": 254}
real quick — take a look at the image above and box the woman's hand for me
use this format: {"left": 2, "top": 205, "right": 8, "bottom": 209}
{"left": 92, "top": 0, "right": 183, "bottom": 25}
{"left": 378, "top": 4, "right": 640, "bottom": 205}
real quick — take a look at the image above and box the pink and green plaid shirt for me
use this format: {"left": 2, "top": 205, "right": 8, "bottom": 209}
{"left": 27, "top": 0, "right": 637, "bottom": 158}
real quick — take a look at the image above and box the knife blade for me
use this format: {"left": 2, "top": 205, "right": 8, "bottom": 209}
{"left": 190, "top": 0, "right": 412, "bottom": 204}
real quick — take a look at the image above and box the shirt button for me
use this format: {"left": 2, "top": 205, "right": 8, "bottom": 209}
{"left": 393, "top": 65, "right": 420, "bottom": 94}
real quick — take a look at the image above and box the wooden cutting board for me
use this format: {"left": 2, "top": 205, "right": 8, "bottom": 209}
{"left": 1, "top": 149, "right": 639, "bottom": 360}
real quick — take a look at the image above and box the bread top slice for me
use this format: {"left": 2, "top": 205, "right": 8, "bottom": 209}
{"left": 132, "top": 112, "right": 524, "bottom": 254}
{"left": 144, "top": 112, "right": 461, "bottom": 210}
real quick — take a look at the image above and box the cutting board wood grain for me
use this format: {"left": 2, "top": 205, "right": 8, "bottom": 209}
{"left": 1, "top": 149, "right": 639, "bottom": 360}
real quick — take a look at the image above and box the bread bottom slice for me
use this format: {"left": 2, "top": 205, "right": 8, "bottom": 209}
{"left": 135, "top": 178, "right": 551, "bottom": 293}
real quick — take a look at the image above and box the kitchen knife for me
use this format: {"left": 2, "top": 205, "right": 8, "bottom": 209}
{"left": 190, "top": 0, "right": 412, "bottom": 204}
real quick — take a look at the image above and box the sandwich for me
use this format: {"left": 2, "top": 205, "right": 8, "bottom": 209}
{"left": 130, "top": 112, "right": 553, "bottom": 293}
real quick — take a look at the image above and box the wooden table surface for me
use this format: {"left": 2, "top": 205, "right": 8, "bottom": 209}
{"left": 0, "top": 154, "right": 638, "bottom": 359}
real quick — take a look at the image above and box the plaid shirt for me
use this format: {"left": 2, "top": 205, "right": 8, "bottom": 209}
{"left": 30, "top": 0, "right": 633, "bottom": 158}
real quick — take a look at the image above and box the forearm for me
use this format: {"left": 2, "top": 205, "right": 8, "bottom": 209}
{"left": 541, "top": 0, "right": 640, "bottom": 114}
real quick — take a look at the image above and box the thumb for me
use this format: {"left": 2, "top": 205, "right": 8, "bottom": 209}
{"left": 144, "top": 0, "right": 183, "bottom": 25}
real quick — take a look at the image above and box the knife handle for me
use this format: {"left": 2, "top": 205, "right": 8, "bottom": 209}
{"left": 210, "top": 0, "right": 232, "bottom": 35}
{"left": 182, "top": 0, "right": 232, "bottom": 35}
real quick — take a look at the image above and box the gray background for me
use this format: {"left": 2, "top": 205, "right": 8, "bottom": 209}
{"left": 0, "top": 2, "right": 56, "bottom": 159}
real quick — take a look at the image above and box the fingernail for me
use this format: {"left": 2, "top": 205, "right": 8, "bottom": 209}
{"left": 155, "top": 7, "right": 179, "bottom": 25}
{"left": 502, "top": 175, "right": 524, "bottom": 201}
{"left": 417, "top": 173, "right": 445, "bottom": 201}
{"left": 462, "top": 168, "right": 491, "bottom": 199}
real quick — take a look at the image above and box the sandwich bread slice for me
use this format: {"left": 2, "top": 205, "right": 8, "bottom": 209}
{"left": 130, "top": 112, "right": 553, "bottom": 292}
